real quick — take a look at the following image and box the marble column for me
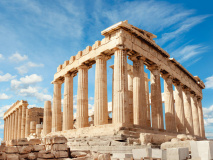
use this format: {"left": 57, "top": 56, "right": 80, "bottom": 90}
{"left": 17, "top": 106, "right": 22, "bottom": 139}
{"left": 163, "top": 74, "right": 176, "bottom": 132}
{"left": 44, "top": 101, "right": 52, "bottom": 135}
{"left": 6, "top": 118, "right": 8, "bottom": 141}
{"left": 30, "top": 121, "right": 36, "bottom": 134}
{"left": 15, "top": 110, "right": 18, "bottom": 139}
{"left": 127, "top": 67, "right": 133, "bottom": 124}
{"left": 77, "top": 65, "right": 89, "bottom": 128}
{"left": 182, "top": 88, "right": 194, "bottom": 135}
{"left": 21, "top": 104, "right": 27, "bottom": 138}
{"left": 25, "top": 108, "right": 30, "bottom": 137}
{"left": 191, "top": 93, "right": 201, "bottom": 136}
{"left": 131, "top": 56, "right": 147, "bottom": 127}
{"left": 4, "top": 119, "right": 6, "bottom": 141}
{"left": 94, "top": 55, "right": 108, "bottom": 125}
{"left": 63, "top": 73, "right": 74, "bottom": 130}
{"left": 9, "top": 115, "right": 11, "bottom": 140}
{"left": 174, "top": 82, "right": 186, "bottom": 133}
{"left": 110, "top": 65, "right": 114, "bottom": 121}
{"left": 52, "top": 80, "right": 62, "bottom": 132}
{"left": 197, "top": 97, "right": 205, "bottom": 138}
{"left": 145, "top": 73, "right": 151, "bottom": 128}
{"left": 149, "top": 65, "right": 164, "bottom": 130}
{"left": 113, "top": 49, "right": 129, "bottom": 126}
{"left": 11, "top": 112, "right": 15, "bottom": 139}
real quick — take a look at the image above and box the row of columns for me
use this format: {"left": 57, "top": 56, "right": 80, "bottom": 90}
{"left": 4, "top": 103, "right": 28, "bottom": 141}
{"left": 51, "top": 49, "right": 205, "bottom": 138}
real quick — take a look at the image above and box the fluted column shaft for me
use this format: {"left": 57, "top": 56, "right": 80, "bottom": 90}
{"left": 44, "top": 101, "right": 52, "bottom": 135}
{"left": 21, "top": 105, "right": 27, "bottom": 138}
{"left": 191, "top": 93, "right": 201, "bottom": 136}
{"left": 132, "top": 57, "right": 147, "bottom": 127}
{"left": 174, "top": 82, "right": 186, "bottom": 133}
{"left": 94, "top": 55, "right": 108, "bottom": 125}
{"left": 197, "top": 98, "right": 205, "bottom": 138}
{"left": 17, "top": 107, "right": 22, "bottom": 139}
{"left": 63, "top": 73, "right": 74, "bottom": 130}
{"left": 128, "top": 70, "right": 133, "bottom": 124}
{"left": 110, "top": 65, "right": 114, "bottom": 121}
{"left": 25, "top": 109, "right": 30, "bottom": 137}
{"left": 77, "top": 65, "right": 89, "bottom": 128}
{"left": 9, "top": 115, "right": 12, "bottom": 140}
{"left": 182, "top": 88, "right": 194, "bottom": 135}
{"left": 149, "top": 65, "right": 164, "bottom": 130}
{"left": 113, "top": 49, "right": 129, "bottom": 126}
{"left": 15, "top": 110, "right": 18, "bottom": 139}
{"left": 145, "top": 73, "right": 151, "bottom": 128}
{"left": 11, "top": 113, "right": 15, "bottom": 139}
{"left": 52, "top": 81, "right": 62, "bottom": 132}
{"left": 6, "top": 118, "right": 9, "bottom": 141}
{"left": 163, "top": 74, "right": 176, "bottom": 132}
{"left": 4, "top": 119, "right": 6, "bottom": 141}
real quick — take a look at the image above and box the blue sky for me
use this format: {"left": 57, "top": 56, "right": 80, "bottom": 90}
{"left": 0, "top": 0, "right": 213, "bottom": 140}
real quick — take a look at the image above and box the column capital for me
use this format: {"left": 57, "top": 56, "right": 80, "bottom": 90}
{"left": 95, "top": 54, "right": 111, "bottom": 61}
{"left": 128, "top": 55, "right": 146, "bottom": 62}
{"left": 64, "top": 72, "right": 77, "bottom": 78}
{"left": 77, "top": 64, "right": 92, "bottom": 70}
{"left": 53, "top": 80, "right": 63, "bottom": 85}
{"left": 147, "top": 64, "right": 161, "bottom": 72}
{"left": 173, "top": 79, "right": 184, "bottom": 87}
{"left": 161, "top": 73, "right": 173, "bottom": 80}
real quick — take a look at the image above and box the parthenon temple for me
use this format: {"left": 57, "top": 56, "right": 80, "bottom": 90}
{"left": 3, "top": 21, "right": 206, "bottom": 151}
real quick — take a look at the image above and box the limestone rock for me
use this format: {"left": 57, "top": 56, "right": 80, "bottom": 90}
{"left": 38, "top": 150, "right": 54, "bottom": 159}
{"left": 4, "top": 146, "right": 18, "bottom": 153}
{"left": 29, "top": 138, "right": 41, "bottom": 145}
{"left": 140, "top": 133, "right": 152, "bottom": 145}
{"left": 28, "top": 153, "right": 37, "bottom": 160}
{"left": 71, "top": 151, "right": 87, "bottom": 158}
{"left": 18, "top": 145, "right": 33, "bottom": 154}
{"left": 33, "top": 145, "right": 45, "bottom": 152}
{"left": 171, "top": 138, "right": 181, "bottom": 143}
{"left": 177, "top": 134, "right": 187, "bottom": 141}
{"left": 52, "top": 136, "right": 67, "bottom": 144}
{"left": 52, "top": 151, "right": 68, "bottom": 158}
{"left": 52, "top": 144, "right": 67, "bottom": 151}
{"left": 17, "top": 138, "right": 29, "bottom": 146}
{"left": 98, "top": 153, "right": 110, "bottom": 160}
{"left": 19, "top": 153, "right": 29, "bottom": 159}
{"left": 6, "top": 154, "right": 19, "bottom": 160}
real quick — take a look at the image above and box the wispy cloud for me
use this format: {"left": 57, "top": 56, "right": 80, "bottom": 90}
{"left": 0, "top": 73, "right": 16, "bottom": 82}
{"left": 157, "top": 15, "right": 210, "bottom": 46}
{"left": 9, "top": 52, "right": 28, "bottom": 62}
{"left": 171, "top": 44, "right": 207, "bottom": 63}
{"left": 15, "top": 62, "right": 44, "bottom": 75}
{"left": 0, "top": 54, "right": 4, "bottom": 60}
{"left": 205, "top": 76, "right": 213, "bottom": 89}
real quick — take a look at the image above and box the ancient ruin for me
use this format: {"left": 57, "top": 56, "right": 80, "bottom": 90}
{"left": 2, "top": 20, "right": 208, "bottom": 159}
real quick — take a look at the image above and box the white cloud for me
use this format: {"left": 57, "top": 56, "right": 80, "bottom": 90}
{"left": 0, "top": 73, "right": 16, "bottom": 82}
{"left": 0, "top": 54, "right": 4, "bottom": 59}
{"left": 15, "top": 62, "right": 44, "bottom": 75}
{"left": 0, "top": 105, "right": 11, "bottom": 119}
{"left": 9, "top": 52, "right": 28, "bottom": 62}
{"left": 205, "top": 132, "right": 213, "bottom": 139}
{"left": 205, "top": 76, "right": 213, "bottom": 89}
{"left": 11, "top": 74, "right": 42, "bottom": 89}
{"left": 0, "top": 93, "right": 11, "bottom": 100}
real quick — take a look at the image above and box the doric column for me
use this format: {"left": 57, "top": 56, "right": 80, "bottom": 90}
{"left": 30, "top": 121, "right": 36, "bottom": 134}
{"left": 182, "top": 88, "right": 194, "bottom": 135}
{"left": 127, "top": 65, "right": 133, "bottom": 124}
{"left": 21, "top": 104, "right": 27, "bottom": 138}
{"left": 149, "top": 65, "right": 164, "bottom": 130}
{"left": 174, "top": 81, "right": 186, "bottom": 133}
{"left": 25, "top": 108, "right": 30, "bottom": 137}
{"left": 110, "top": 65, "right": 114, "bottom": 121}
{"left": 191, "top": 93, "right": 201, "bottom": 136}
{"left": 52, "top": 80, "right": 63, "bottom": 132}
{"left": 9, "top": 115, "right": 11, "bottom": 140}
{"left": 113, "top": 49, "right": 129, "bottom": 126}
{"left": 43, "top": 101, "right": 52, "bottom": 135}
{"left": 63, "top": 73, "right": 75, "bottom": 130}
{"left": 6, "top": 117, "right": 9, "bottom": 141}
{"left": 4, "top": 119, "right": 6, "bottom": 141}
{"left": 145, "top": 73, "right": 151, "bottom": 128}
{"left": 77, "top": 65, "right": 90, "bottom": 128}
{"left": 15, "top": 110, "right": 18, "bottom": 139}
{"left": 94, "top": 55, "right": 109, "bottom": 125}
{"left": 131, "top": 56, "right": 147, "bottom": 127}
{"left": 17, "top": 106, "right": 22, "bottom": 139}
{"left": 11, "top": 112, "right": 15, "bottom": 140}
{"left": 197, "top": 97, "right": 205, "bottom": 138}
{"left": 162, "top": 73, "right": 176, "bottom": 132}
